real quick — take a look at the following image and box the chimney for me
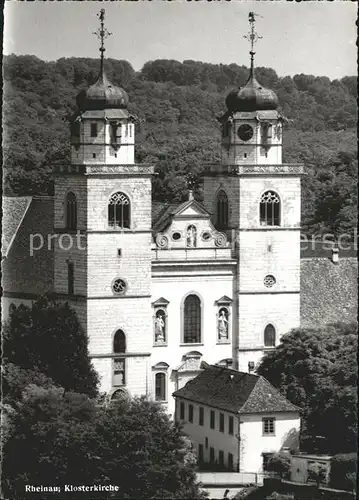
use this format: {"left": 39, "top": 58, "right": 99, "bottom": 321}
{"left": 331, "top": 247, "right": 339, "bottom": 264}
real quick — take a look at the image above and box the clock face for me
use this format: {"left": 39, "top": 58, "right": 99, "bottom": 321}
{"left": 237, "top": 124, "right": 254, "bottom": 141}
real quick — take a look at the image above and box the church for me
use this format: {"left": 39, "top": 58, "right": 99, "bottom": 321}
{"left": 2, "top": 11, "right": 357, "bottom": 416}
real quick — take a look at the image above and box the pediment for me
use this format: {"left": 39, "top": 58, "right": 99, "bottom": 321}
{"left": 216, "top": 295, "right": 233, "bottom": 305}
{"left": 172, "top": 199, "right": 211, "bottom": 219}
{"left": 152, "top": 297, "right": 170, "bottom": 307}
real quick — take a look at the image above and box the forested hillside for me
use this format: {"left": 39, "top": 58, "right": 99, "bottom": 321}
{"left": 3, "top": 55, "right": 357, "bottom": 238}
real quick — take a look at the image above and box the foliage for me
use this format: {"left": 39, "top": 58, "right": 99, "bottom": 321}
{"left": 329, "top": 453, "right": 357, "bottom": 492}
{"left": 2, "top": 295, "right": 99, "bottom": 398}
{"left": 265, "top": 493, "right": 294, "bottom": 500}
{"left": 266, "top": 454, "right": 291, "bottom": 479}
{"left": 3, "top": 55, "right": 357, "bottom": 238}
{"left": 307, "top": 462, "right": 327, "bottom": 485}
{"left": 2, "top": 389, "right": 207, "bottom": 500}
{"left": 257, "top": 323, "right": 358, "bottom": 454}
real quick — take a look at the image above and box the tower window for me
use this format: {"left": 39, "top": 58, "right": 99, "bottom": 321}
{"left": 112, "top": 278, "right": 127, "bottom": 296}
{"left": 108, "top": 192, "right": 130, "bottom": 229}
{"left": 155, "top": 372, "right": 166, "bottom": 402}
{"left": 66, "top": 192, "right": 77, "bottom": 230}
{"left": 67, "top": 262, "right": 74, "bottom": 296}
{"left": 260, "top": 191, "right": 280, "bottom": 226}
{"left": 183, "top": 294, "right": 201, "bottom": 343}
{"left": 92, "top": 153, "right": 96, "bottom": 159}
{"left": 264, "top": 324, "right": 276, "bottom": 347}
{"left": 113, "top": 329, "right": 126, "bottom": 386}
{"left": 90, "top": 123, "right": 97, "bottom": 137}
{"left": 216, "top": 190, "right": 229, "bottom": 229}
{"left": 244, "top": 153, "right": 247, "bottom": 158}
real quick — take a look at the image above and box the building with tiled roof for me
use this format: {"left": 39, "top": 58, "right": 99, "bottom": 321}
{"left": 173, "top": 364, "right": 301, "bottom": 472}
{"left": 2, "top": 11, "right": 357, "bottom": 419}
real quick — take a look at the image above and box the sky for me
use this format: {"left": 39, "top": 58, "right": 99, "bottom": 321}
{"left": 3, "top": 0, "right": 357, "bottom": 79}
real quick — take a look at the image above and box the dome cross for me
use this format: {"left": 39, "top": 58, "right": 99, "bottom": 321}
{"left": 93, "top": 8, "right": 112, "bottom": 77}
{"left": 244, "top": 12, "right": 263, "bottom": 77}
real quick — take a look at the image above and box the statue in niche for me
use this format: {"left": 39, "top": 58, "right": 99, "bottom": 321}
{"left": 187, "top": 225, "right": 197, "bottom": 248}
{"left": 218, "top": 308, "right": 229, "bottom": 340}
{"left": 155, "top": 311, "right": 166, "bottom": 343}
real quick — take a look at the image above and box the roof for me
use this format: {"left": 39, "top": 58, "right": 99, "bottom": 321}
{"left": 2, "top": 196, "right": 54, "bottom": 295}
{"left": 152, "top": 202, "right": 179, "bottom": 232}
{"left": 2, "top": 196, "right": 32, "bottom": 257}
{"left": 300, "top": 240, "right": 356, "bottom": 258}
{"left": 301, "top": 257, "right": 357, "bottom": 328}
{"left": 173, "top": 364, "right": 300, "bottom": 414}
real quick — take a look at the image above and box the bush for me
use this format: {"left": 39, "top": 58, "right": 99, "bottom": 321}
{"left": 307, "top": 462, "right": 327, "bottom": 485}
{"left": 329, "top": 453, "right": 357, "bottom": 491}
{"left": 265, "top": 493, "right": 294, "bottom": 500}
{"left": 266, "top": 454, "right": 291, "bottom": 479}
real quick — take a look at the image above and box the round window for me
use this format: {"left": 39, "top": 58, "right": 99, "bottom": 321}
{"left": 264, "top": 275, "right": 276, "bottom": 288}
{"left": 112, "top": 278, "right": 127, "bottom": 295}
{"left": 201, "top": 231, "right": 212, "bottom": 241}
{"left": 172, "top": 232, "right": 182, "bottom": 241}
{"left": 237, "top": 124, "right": 254, "bottom": 141}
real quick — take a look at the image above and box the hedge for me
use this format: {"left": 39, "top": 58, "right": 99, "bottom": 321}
{"left": 329, "top": 453, "right": 357, "bottom": 491}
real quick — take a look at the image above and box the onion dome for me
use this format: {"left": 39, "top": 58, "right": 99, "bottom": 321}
{"left": 225, "top": 73, "right": 278, "bottom": 113}
{"left": 76, "top": 71, "right": 129, "bottom": 111}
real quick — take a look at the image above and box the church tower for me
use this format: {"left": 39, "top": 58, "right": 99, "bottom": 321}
{"left": 53, "top": 10, "right": 154, "bottom": 399}
{"left": 203, "top": 13, "right": 304, "bottom": 372}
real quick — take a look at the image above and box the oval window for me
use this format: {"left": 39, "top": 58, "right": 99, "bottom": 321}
{"left": 201, "top": 231, "right": 212, "bottom": 241}
{"left": 172, "top": 232, "right": 181, "bottom": 241}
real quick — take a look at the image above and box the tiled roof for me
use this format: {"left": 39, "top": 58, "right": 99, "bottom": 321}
{"left": 300, "top": 258, "right": 357, "bottom": 328}
{"left": 152, "top": 202, "right": 179, "bottom": 232}
{"left": 2, "top": 197, "right": 54, "bottom": 295}
{"left": 2, "top": 196, "right": 32, "bottom": 256}
{"left": 173, "top": 364, "right": 300, "bottom": 414}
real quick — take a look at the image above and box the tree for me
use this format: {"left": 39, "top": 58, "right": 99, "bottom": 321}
{"left": 257, "top": 323, "right": 357, "bottom": 453}
{"left": 3, "top": 54, "right": 357, "bottom": 237}
{"left": 2, "top": 390, "right": 207, "bottom": 500}
{"left": 3, "top": 295, "right": 99, "bottom": 398}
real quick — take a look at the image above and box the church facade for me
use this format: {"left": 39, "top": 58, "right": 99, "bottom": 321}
{"left": 2, "top": 13, "right": 357, "bottom": 417}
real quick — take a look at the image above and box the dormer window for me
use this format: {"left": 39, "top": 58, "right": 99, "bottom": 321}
{"left": 91, "top": 123, "right": 98, "bottom": 137}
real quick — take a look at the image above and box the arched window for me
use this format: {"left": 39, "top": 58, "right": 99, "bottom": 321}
{"left": 217, "top": 190, "right": 229, "bottom": 229}
{"left": 155, "top": 373, "right": 166, "bottom": 401}
{"left": 108, "top": 192, "right": 130, "bottom": 229}
{"left": 114, "top": 330, "right": 126, "bottom": 352}
{"left": 67, "top": 262, "right": 74, "bottom": 296}
{"left": 183, "top": 294, "right": 201, "bottom": 344}
{"left": 260, "top": 191, "right": 280, "bottom": 226}
{"left": 66, "top": 192, "right": 77, "bottom": 230}
{"left": 264, "top": 324, "right": 276, "bottom": 347}
{"left": 113, "top": 329, "right": 126, "bottom": 386}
